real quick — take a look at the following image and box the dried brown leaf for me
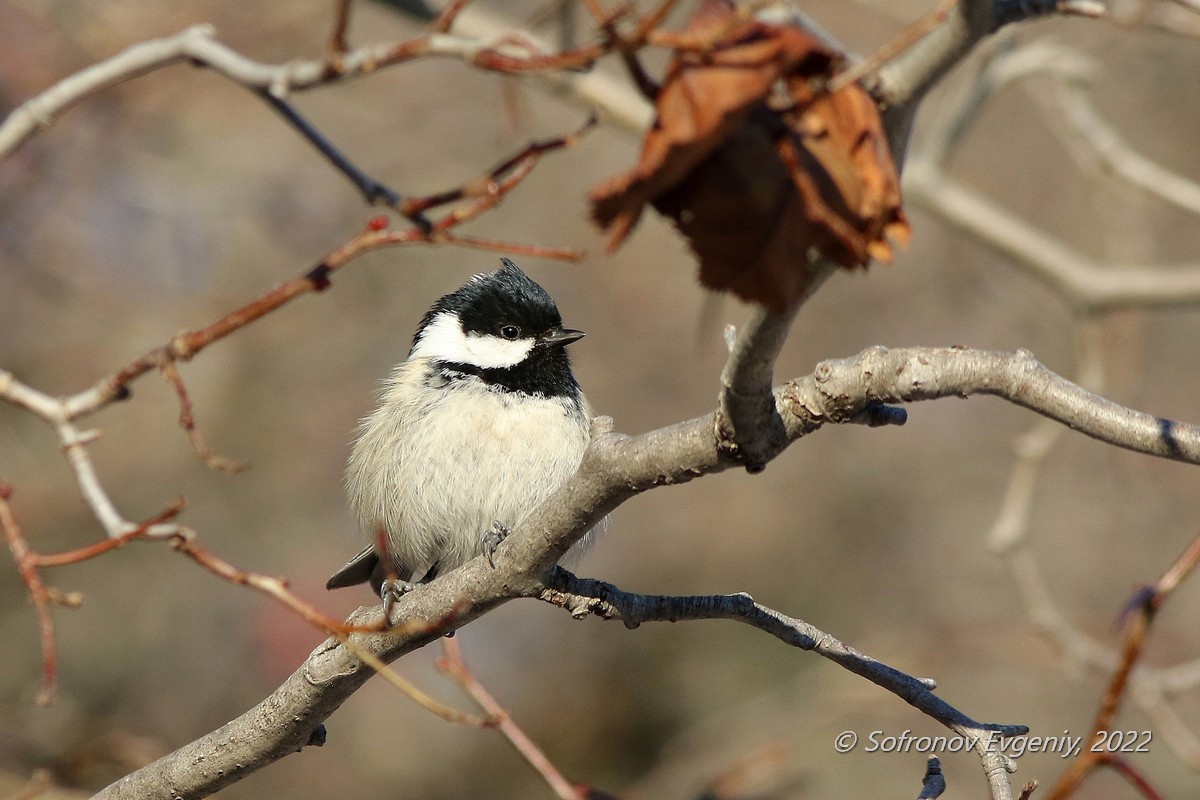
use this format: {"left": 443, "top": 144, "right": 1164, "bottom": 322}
{"left": 589, "top": 0, "right": 910, "bottom": 312}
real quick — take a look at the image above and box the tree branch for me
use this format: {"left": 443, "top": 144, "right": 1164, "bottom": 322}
{"left": 536, "top": 570, "right": 1027, "bottom": 770}
{"left": 97, "top": 343, "right": 1200, "bottom": 798}
{"left": 868, "top": 0, "right": 1104, "bottom": 111}
{"left": 905, "top": 162, "right": 1200, "bottom": 311}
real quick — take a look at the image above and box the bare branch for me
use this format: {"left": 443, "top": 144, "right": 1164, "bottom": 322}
{"left": 257, "top": 93, "right": 428, "bottom": 229}
{"left": 160, "top": 363, "right": 248, "bottom": 473}
{"left": 867, "top": 0, "right": 1102, "bottom": 110}
{"left": 0, "top": 484, "right": 62, "bottom": 705}
{"left": 536, "top": 570, "right": 1020, "bottom": 799}
{"left": 830, "top": 0, "right": 959, "bottom": 93}
{"left": 1049, "top": 74, "right": 1200, "bottom": 218}
{"left": 438, "top": 638, "right": 583, "bottom": 800}
{"left": 716, "top": 305, "right": 800, "bottom": 473}
{"left": 0, "top": 7, "right": 659, "bottom": 159}
{"left": 433, "top": 0, "right": 474, "bottom": 33}
{"left": 341, "top": 638, "right": 496, "bottom": 728}
{"left": 91, "top": 338, "right": 1200, "bottom": 798}
{"left": 328, "top": 0, "right": 354, "bottom": 57}
{"left": 905, "top": 162, "right": 1200, "bottom": 311}
{"left": 1045, "top": 530, "right": 1200, "bottom": 800}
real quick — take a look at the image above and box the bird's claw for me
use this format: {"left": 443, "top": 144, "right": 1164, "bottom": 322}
{"left": 380, "top": 577, "right": 418, "bottom": 622}
{"left": 482, "top": 520, "right": 512, "bottom": 568}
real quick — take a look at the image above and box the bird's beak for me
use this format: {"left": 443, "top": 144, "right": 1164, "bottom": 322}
{"left": 540, "top": 328, "right": 585, "bottom": 347}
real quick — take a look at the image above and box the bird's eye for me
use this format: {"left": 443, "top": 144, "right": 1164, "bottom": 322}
{"left": 500, "top": 324, "right": 521, "bottom": 340}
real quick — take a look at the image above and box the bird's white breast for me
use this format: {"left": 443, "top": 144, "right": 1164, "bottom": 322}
{"left": 345, "top": 359, "right": 591, "bottom": 577}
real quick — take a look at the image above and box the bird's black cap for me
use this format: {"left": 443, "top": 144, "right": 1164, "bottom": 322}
{"left": 413, "top": 259, "right": 583, "bottom": 399}
{"left": 414, "top": 259, "right": 565, "bottom": 348}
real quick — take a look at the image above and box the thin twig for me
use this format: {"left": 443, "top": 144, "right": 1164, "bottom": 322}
{"left": 830, "top": 0, "right": 960, "bottom": 92}
{"left": 399, "top": 115, "right": 596, "bottom": 219}
{"left": 257, "top": 92, "right": 430, "bottom": 230}
{"left": 0, "top": 484, "right": 60, "bottom": 705}
{"left": 441, "top": 232, "right": 582, "bottom": 261}
{"left": 174, "top": 531, "right": 495, "bottom": 721}
{"left": 2, "top": 769, "right": 54, "bottom": 800}
{"left": 342, "top": 637, "right": 496, "bottom": 727}
{"left": 31, "top": 499, "right": 185, "bottom": 567}
{"left": 328, "top": 0, "right": 353, "bottom": 57}
{"left": 160, "top": 363, "right": 248, "bottom": 473}
{"left": 438, "top": 637, "right": 583, "bottom": 800}
{"left": 433, "top": 0, "right": 474, "bottom": 33}
{"left": 1050, "top": 74, "right": 1200, "bottom": 218}
{"left": 905, "top": 162, "right": 1200, "bottom": 311}
{"left": 1045, "top": 530, "right": 1200, "bottom": 800}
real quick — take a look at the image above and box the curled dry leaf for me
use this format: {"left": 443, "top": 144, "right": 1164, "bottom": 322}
{"left": 589, "top": 0, "right": 910, "bottom": 312}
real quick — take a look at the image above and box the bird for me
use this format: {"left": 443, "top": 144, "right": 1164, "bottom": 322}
{"left": 326, "top": 258, "right": 596, "bottom": 612}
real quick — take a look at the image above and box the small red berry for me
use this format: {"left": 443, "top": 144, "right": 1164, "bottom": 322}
{"left": 367, "top": 215, "right": 389, "bottom": 231}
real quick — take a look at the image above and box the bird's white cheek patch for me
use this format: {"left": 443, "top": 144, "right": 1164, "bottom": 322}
{"left": 464, "top": 333, "right": 534, "bottom": 368}
{"left": 409, "top": 312, "right": 534, "bottom": 368}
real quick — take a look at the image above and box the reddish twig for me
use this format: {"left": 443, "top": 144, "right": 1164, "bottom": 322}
{"left": 3, "top": 769, "right": 54, "bottom": 800}
{"left": 1046, "top": 530, "right": 1200, "bottom": 799}
{"left": 433, "top": 0, "right": 473, "bottom": 33}
{"left": 3, "top": 494, "right": 183, "bottom": 704}
{"left": 644, "top": 0, "right": 766, "bottom": 51}
{"left": 340, "top": 638, "right": 496, "bottom": 727}
{"left": 0, "top": 483, "right": 61, "bottom": 705}
{"left": 9, "top": 479, "right": 475, "bottom": 713}
{"left": 1017, "top": 781, "right": 1039, "bottom": 800}
{"left": 1103, "top": 754, "right": 1166, "bottom": 800}
{"left": 399, "top": 116, "right": 596, "bottom": 219}
{"left": 828, "top": 0, "right": 959, "bottom": 92}
{"left": 171, "top": 535, "right": 361, "bottom": 634}
{"left": 328, "top": 0, "right": 353, "bottom": 58}
{"left": 438, "top": 637, "right": 583, "bottom": 800}
{"left": 441, "top": 233, "right": 582, "bottom": 260}
{"left": 160, "top": 362, "right": 248, "bottom": 473}
{"left": 578, "top": 0, "right": 615, "bottom": 27}
{"left": 31, "top": 499, "right": 185, "bottom": 567}
{"left": 628, "top": 0, "right": 683, "bottom": 46}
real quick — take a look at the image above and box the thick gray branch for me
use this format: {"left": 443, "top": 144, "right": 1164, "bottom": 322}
{"left": 97, "top": 345, "right": 1200, "bottom": 799}
{"left": 717, "top": 306, "right": 799, "bottom": 472}
{"left": 716, "top": 265, "right": 837, "bottom": 472}
{"left": 870, "top": 0, "right": 1104, "bottom": 111}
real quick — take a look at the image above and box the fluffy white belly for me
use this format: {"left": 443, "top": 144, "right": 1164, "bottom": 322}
{"left": 345, "top": 360, "right": 590, "bottom": 577}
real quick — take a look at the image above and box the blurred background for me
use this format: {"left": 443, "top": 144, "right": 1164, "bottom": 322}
{"left": 2, "top": 1, "right": 1200, "bottom": 798}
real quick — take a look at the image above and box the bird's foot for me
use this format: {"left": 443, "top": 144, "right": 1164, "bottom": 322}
{"left": 380, "top": 577, "right": 418, "bottom": 623}
{"left": 482, "top": 520, "right": 512, "bottom": 568}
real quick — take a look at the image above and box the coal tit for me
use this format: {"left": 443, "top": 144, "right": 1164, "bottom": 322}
{"left": 326, "top": 258, "right": 595, "bottom": 605}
